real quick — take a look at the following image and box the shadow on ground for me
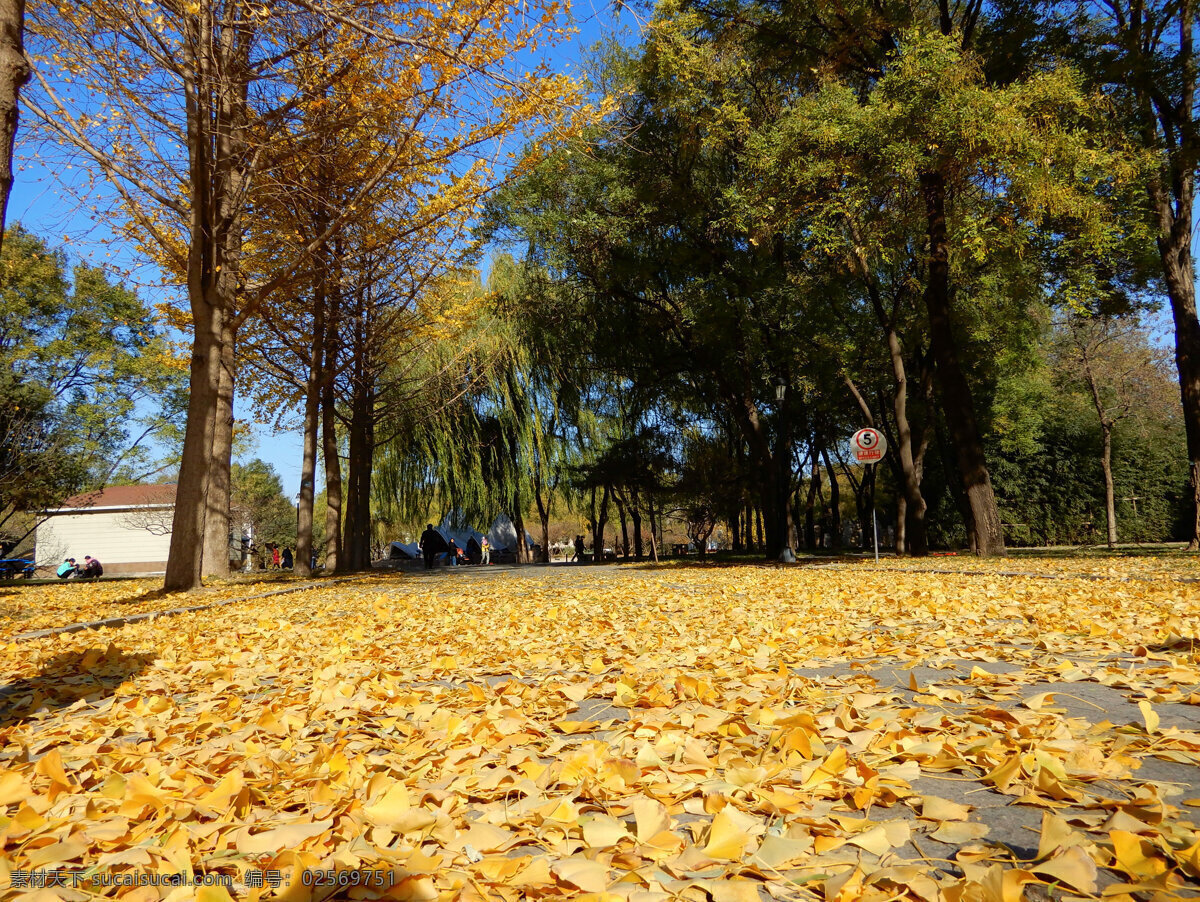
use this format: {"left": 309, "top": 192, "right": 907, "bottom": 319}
{"left": 0, "top": 647, "right": 155, "bottom": 729}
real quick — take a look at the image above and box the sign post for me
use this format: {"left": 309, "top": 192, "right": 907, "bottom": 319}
{"left": 851, "top": 428, "right": 888, "bottom": 562}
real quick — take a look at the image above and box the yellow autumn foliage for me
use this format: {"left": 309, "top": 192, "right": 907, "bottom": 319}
{"left": 0, "top": 559, "right": 1197, "bottom": 899}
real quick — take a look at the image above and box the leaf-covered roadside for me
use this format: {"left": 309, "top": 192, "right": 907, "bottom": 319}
{"left": 1, "top": 564, "right": 1198, "bottom": 900}
{"left": 843, "top": 556, "right": 1200, "bottom": 580}
{"left": 0, "top": 579, "right": 321, "bottom": 641}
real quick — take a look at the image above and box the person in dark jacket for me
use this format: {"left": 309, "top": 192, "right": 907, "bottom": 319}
{"left": 80, "top": 556, "right": 103, "bottom": 579}
{"left": 419, "top": 524, "right": 441, "bottom": 570}
{"left": 281, "top": 547, "right": 293, "bottom": 569}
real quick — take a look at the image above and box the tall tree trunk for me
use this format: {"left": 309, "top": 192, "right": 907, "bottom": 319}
{"left": 164, "top": 11, "right": 251, "bottom": 591}
{"left": 1101, "top": 424, "right": 1118, "bottom": 548}
{"left": 886, "top": 341, "right": 929, "bottom": 555}
{"left": 343, "top": 292, "right": 375, "bottom": 572}
{"left": 165, "top": 303, "right": 223, "bottom": 591}
{"left": 632, "top": 500, "right": 644, "bottom": 561}
{"left": 822, "top": 449, "right": 842, "bottom": 550}
{"left": 845, "top": 234, "right": 931, "bottom": 556}
{"left": 343, "top": 385, "right": 375, "bottom": 571}
{"left": 294, "top": 284, "right": 324, "bottom": 578}
{"left": 593, "top": 484, "right": 610, "bottom": 563}
{"left": 730, "top": 511, "right": 741, "bottom": 552}
{"left": 202, "top": 326, "right": 235, "bottom": 578}
{"left": 920, "top": 168, "right": 1005, "bottom": 556}
{"left": 1153, "top": 186, "right": 1200, "bottom": 550}
{"left": 534, "top": 489, "right": 551, "bottom": 563}
{"left": 791, "top": 488, "right": 805, "bottom": 550}
{"left": 616, "top": 495, "right": 630, "bottom": 558}
{"left": 0, "top": 0, "right": 28, "bottom": 263}
{"left": 646, "top": 495, "right": 659, "bottom": 563}
{"left": 512, "top": 498, "right": 530, "bottom": 563}
{"left": 804, "top": 449, "right": 820, "bottom": 549}
{"left": 321, "top": 312, "right": 343, "bottom": 571}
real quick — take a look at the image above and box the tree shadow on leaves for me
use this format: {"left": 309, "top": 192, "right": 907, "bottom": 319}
{"left": 0, "top": 645, "right": 155, "bottom": 729}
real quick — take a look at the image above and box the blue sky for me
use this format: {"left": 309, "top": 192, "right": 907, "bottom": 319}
{"left": 9, "top": 1, "right": 641, "bottom": 500}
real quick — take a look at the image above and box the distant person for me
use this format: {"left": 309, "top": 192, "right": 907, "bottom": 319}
{"left": 281, "top": 547, "right": 293, "bottom": 569}
{"left": 80, "top": 556, "right": 103, "bottom": 579}
{"left": 419, "top": 524, "right": 440, "bottom": 570}
{"left": 480, "top": 536, "right": 491, "bottom": 565}
{"left": 573, "top": 535, "right": 584, "bottom": 562}
{"left": 271, "top": 545, "right": 281, "bottom": 569}
{"left": 446, "top": 539, "right": 460, "bottom": 566}
{"left": 57, "top": 557, "right": 78, "bottom": 579}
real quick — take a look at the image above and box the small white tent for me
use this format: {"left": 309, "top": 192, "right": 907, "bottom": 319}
{"left": 439, "top": 513, "right": 486, "bottom": 549}
{"left": 487, "top": 514, "right": 536, "bottom": 554}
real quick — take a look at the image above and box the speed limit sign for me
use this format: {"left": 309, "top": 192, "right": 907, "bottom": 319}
{"left": 851, "top": 428, "right": 887, "bottom": 463}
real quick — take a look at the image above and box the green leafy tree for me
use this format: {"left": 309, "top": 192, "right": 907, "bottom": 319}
{"left": 231, "top": 460, "right": 297, "bottom": 562}
{"left": 0, "top": 225, "right": 183, "bottom": 548}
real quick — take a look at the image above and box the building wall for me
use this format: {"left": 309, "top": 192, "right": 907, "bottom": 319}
{"left": 36, "top": 508, "right": 173, "bottom": 573}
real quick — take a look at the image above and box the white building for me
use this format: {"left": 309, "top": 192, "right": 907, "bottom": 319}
{"left": 36, "top": 484, "right": 177, "bottom": 575}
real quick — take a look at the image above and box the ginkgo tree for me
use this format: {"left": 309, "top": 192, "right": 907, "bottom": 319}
{"left": 22, "top": 0, "right": 582, "bottom": 590}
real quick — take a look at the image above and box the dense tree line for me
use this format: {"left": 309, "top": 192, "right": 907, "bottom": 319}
{"left": 455, "top": 0, "right": 1193, "bottom": 557}
{"left": 4, "top": 0, "right": 1197, "bottom": 573}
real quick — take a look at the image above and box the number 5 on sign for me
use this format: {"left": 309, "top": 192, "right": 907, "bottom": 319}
{"left": 851, "top": 428, "right": 887, "bottom": 463}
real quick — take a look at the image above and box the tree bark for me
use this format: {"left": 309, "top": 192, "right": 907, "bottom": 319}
{"left": 888, "top": 343, "right": 929, "bottom": 555}
{"left": 164, "top": 8, "right": 251, "bottom": 591}
{"left": 647, "top": 495, "right": 659, "bottom": 563}
{"left": 0, "top": 0, "right": 28, "bottom": 263}
{"left": 165, "top": 303, "right": 223, "bottom": 591}
{"left": 1153, "top": 187, "right": 1200, "bottom": 550}
{"left": 342, "top": 285, "right": 375, "bottom": 572}
{"left": 1101, "top": 424, "right": 1117, "bottom": 548}
{"left": 804, "top": 449, "right": 820, "bottom": 549}
{"left": 202, "top": 325, "right": 235, "bottom": 578}
{"left": 920, "top": 168, "right": 1005, "bottom": 556}
{"left": 616, "top": 495, "right": 630, "bottom": 558}
{"left": 294, "top": 283, "right": 324, "bottom": 578}
{"left": 593, "top": 484, "right": 610, "bottom": 563}
{"left": 844, "top": 226, "right": 930, "bottom": 556}
{"left": 512, "top": 499, "right": 531, "bottom": 563}
{"left": 790, "top": 488, "right": 805, "bottom": 550}
{"left": 534, "top": 488, "right": 551, "bottom": 564}
{"left": 631, "top": 487, "right": 644, "bottom": 560}
{"left": 822, "top": 449, "right": 841, "bottom": 550}
{"left": 343, "top": 385, "right": 375, "bottom": 571}
{"left": 321, "top": 311, "right": 343, "bottom": 570}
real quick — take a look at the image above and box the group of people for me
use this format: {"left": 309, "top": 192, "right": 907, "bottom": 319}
{"left": 244, "top": 543, "right": 293, "bottom": 570}
{"left": 418, "top": 525, "right": 492, "bottom": 569}
{"left": 56, "top": 555, "right": 103, "bottom": 579}
{"left": 268, "top": 543, "right": 293, "bottom": 570}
